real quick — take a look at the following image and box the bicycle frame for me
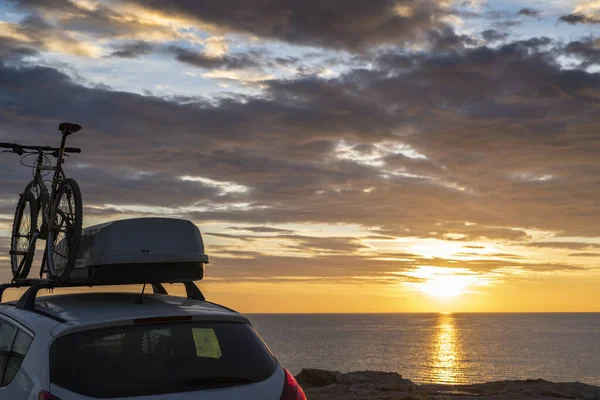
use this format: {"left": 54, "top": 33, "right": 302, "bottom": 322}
{"left": 28, "top": 144, "right": 67, "bottom": 220}
{"left": 21, "top": 139, "right": 69, "bottom": 277}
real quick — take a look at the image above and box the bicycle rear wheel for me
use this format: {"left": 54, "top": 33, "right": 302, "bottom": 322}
{"left": 11, "top": 191, "right": 38, "bottom": 279}
{"left": 47, "top": 178, "right": 82, "bottom": 282}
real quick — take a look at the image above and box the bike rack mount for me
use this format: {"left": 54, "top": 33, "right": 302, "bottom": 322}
{"left": 0, "top": 279, "right": 205, "bottom": 311}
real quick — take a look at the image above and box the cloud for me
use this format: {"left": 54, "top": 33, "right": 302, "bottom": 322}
{"left": 0, "top": 15, "right": 100, "bottom": 56}
{"left": 9, "top": 0, "right": 195, "bottom": 42}
{"left": 123, "top": 0, "right": 453, "bottom": 51}
{"left": 474, "top": 9, "right": 523, "bottom": 29}
{"left": 526, "top": 242, "right": 600, "bottom": 250}
{"left": 207, "top": 254, "right": 413, "bottom": 282}
{"left": 109, "top": 41, "right": 155, "bottom": 58}
{"left": 433, "top": 224, "right": 530, "bottom": 241}
{"left": 107, "top": 39, "right": 265, "bottom": 74}
{"left": 564, "top": 38, "right": 600, "bottom": 68}
{"left": 0, "top": 35, "right": 39, "bottom": 59}
{"left": 203, "top": 252, "right": 587, "bottom": 284}
{"left": 565, "top": 0, "right": 600, "bottom": 24}
{"left": 558, "top": 13, "right": 600, "bottom": 24}
{"left": 518, "top": 8, "right": 542, "bottom": 18}
{"left": 228, "top": 226, "right": 295, "bottom": 234}
{"left": 1, "top": 0, "right": 204, "bottom": 61}
{"left": 3, "top": 0, "right": 458, "bottom": 56}
{"left": 492, "top": 19, "right": 522, "bottom": 29}
{"left": 202, "top": 69, "right": 274, "bottom": 86}
{"left": 206, "top": 232, "right": 370, "bottom": 254}
{"left": 427, "top": 26, "right": 479, "bottom": 51}
{"left": 4, "top": 0, "right": 272, "bottom": 72}
{"left": 168, "top": 46, "right": 261, "bottom": 70}
{"left": 202, "top": 36, "right": 229, "bottom": 58}
{"left": 1, "top": 31, "right": 600, "bottom": 288}
{"left": 480, "top": 29, "right": 509, "bottom": 43}
{"left": 276, "top": 234, "right": 370, "bottom": 253}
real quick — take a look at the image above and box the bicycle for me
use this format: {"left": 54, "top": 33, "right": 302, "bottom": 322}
{"left": 1, "top": 122, "right": 83, "bottom": 282}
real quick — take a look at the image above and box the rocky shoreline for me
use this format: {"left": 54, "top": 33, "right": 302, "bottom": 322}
{"left": 296, "top": 369, "right": 600, "bottom": 399}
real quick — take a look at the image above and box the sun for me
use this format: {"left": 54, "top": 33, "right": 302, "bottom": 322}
{"left": 422, "top": 275, "right": 469, "bottom": 298}
{"left": 405, "top": 266, "right": 484, "bottom": 299}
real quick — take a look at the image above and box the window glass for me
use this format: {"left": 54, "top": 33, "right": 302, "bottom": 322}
{"left": 2, "top": 356, "right": 23, "bottom": 385}
{"left": 0, "top": 356, "right": 6, "bottom": 380}
{"left": 0, "top": 322, "right": 17, "bottom": 352}
{"left": 51, "top": 322, "right": 276, "bottom": 398}
{"left": 0, "top": 319, "right": 34, "bottom": 387}
{"left": 141, "top": 329, "right": 172, "bottom": 356}
{"left": 12, "top": 330, "right": 33, "bottom": 356}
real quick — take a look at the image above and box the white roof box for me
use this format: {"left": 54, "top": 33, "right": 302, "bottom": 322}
{"left": 69, "top": 218, "right": 209, "bottom": 285}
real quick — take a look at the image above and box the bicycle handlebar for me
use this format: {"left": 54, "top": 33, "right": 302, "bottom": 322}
{"left": 0, "top": 143, "right": 81, "bottom": 154}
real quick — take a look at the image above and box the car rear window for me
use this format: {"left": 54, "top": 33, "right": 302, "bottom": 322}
{"left": 50, "top": 321, "right": 277, "bottom": 398}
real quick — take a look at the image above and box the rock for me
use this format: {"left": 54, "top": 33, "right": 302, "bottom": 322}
{"left": 299, "top": 369, "right": 600, "bottom": 400}
{"left": 340, "top": 371, "right": 404, "bottom": 385}
{"left": 296, "top": 368, "right": 342, "bottom": 387}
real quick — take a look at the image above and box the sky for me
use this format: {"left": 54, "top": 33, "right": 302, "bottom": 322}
{"left": 0, "top": 0, "right": 599, "bottom": 313}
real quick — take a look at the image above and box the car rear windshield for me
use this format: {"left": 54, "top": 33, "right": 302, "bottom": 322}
{"left": 50, "top": 321, "right": 277, "bottom": 398}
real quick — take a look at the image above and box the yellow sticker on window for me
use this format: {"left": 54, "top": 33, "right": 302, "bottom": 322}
{"left": 192, "top": 328, "right": 222, "bottom": 358}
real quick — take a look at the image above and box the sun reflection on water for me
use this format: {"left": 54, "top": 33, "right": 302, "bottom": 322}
{"left": 431, "top": 313, "right": 464, "bottom": 384}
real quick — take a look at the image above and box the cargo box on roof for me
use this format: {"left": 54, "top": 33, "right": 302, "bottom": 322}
{"left": 69, "top": 218, "right": 209, "bottom": 284}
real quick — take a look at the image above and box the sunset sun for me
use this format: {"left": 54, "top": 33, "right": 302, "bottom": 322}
{"left": 405, "top": 266, "right": 487, "bottom": 299}
{"left": 422, "top": 275, "right": 469, "bottom": 298}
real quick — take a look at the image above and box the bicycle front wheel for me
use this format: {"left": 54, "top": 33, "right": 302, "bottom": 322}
{"left": 10, "top": 191, "right": 38, "bottom": 279}
{"left": 47, "top": 178, "right": 82, "bottom": 281}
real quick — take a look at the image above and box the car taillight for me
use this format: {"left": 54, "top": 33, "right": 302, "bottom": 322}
{"left": 38, "top": 391, "right": 61, "bottom": 400}
{"left": 280, "top": 369, "right": 307, "bottom": 400}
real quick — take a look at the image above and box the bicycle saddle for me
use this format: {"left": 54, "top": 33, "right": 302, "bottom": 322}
{"left": 59, "top": 122, "right": 82, "bottom": 133}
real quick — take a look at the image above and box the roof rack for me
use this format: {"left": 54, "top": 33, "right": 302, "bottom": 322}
{"left": 0, "top": 279, "right": 205, "bottom": 311}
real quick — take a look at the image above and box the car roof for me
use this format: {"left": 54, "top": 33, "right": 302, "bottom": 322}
{"left": 1, "top": 292, "right": 248, "bottom": 337}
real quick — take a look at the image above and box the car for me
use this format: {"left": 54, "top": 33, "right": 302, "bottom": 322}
{"left": 0, "top": 218, "right": 306, "bottom": 399}
{"left": 0, "top": 283, "right": 307, "bottom": 399}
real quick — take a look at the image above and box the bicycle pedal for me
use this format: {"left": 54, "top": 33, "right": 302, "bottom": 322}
{"left": 9, "top": 250, "right": 27, "bottom": 256}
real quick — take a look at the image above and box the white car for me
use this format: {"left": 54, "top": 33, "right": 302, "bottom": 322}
{"left": 0, "top": 218, "right": 306, "bottom": 399}
{"left": 0, "top": 284, "right": 307, "bottom": 399}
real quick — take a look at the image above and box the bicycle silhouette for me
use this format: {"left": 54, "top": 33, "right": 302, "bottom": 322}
{"left": 1, "top": 123, "right": 83, "bottom": 282}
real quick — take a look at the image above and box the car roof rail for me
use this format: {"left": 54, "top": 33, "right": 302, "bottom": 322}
{"left": 0, "top": 279, "right": 205, "bottom": 311}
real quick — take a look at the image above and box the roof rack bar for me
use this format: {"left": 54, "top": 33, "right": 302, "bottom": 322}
{"left": 0, "top": 279, "right": 54, "bottom": 303}
{"left": 16, "top": 283, "right": 53, "bottom": 311}
{"left": 184, "top": 281, "right": 205, "bottom": 301}
{"left": 2, "top": 280, "right": 205, "bottom": 309}
{"left": 151, "top": 283, "right": 168, "bottom": 295}
{"left": 149, "top": 282, "right": 205, "bottom": 301}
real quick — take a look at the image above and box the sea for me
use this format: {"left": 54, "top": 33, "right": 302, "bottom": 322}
{"left": 248, "top": 313, "right": 600, "bottom": 386}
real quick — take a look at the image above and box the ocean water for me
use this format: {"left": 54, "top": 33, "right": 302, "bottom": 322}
{"left": 248, "top": 313, "right": 600, "bottom": 386}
